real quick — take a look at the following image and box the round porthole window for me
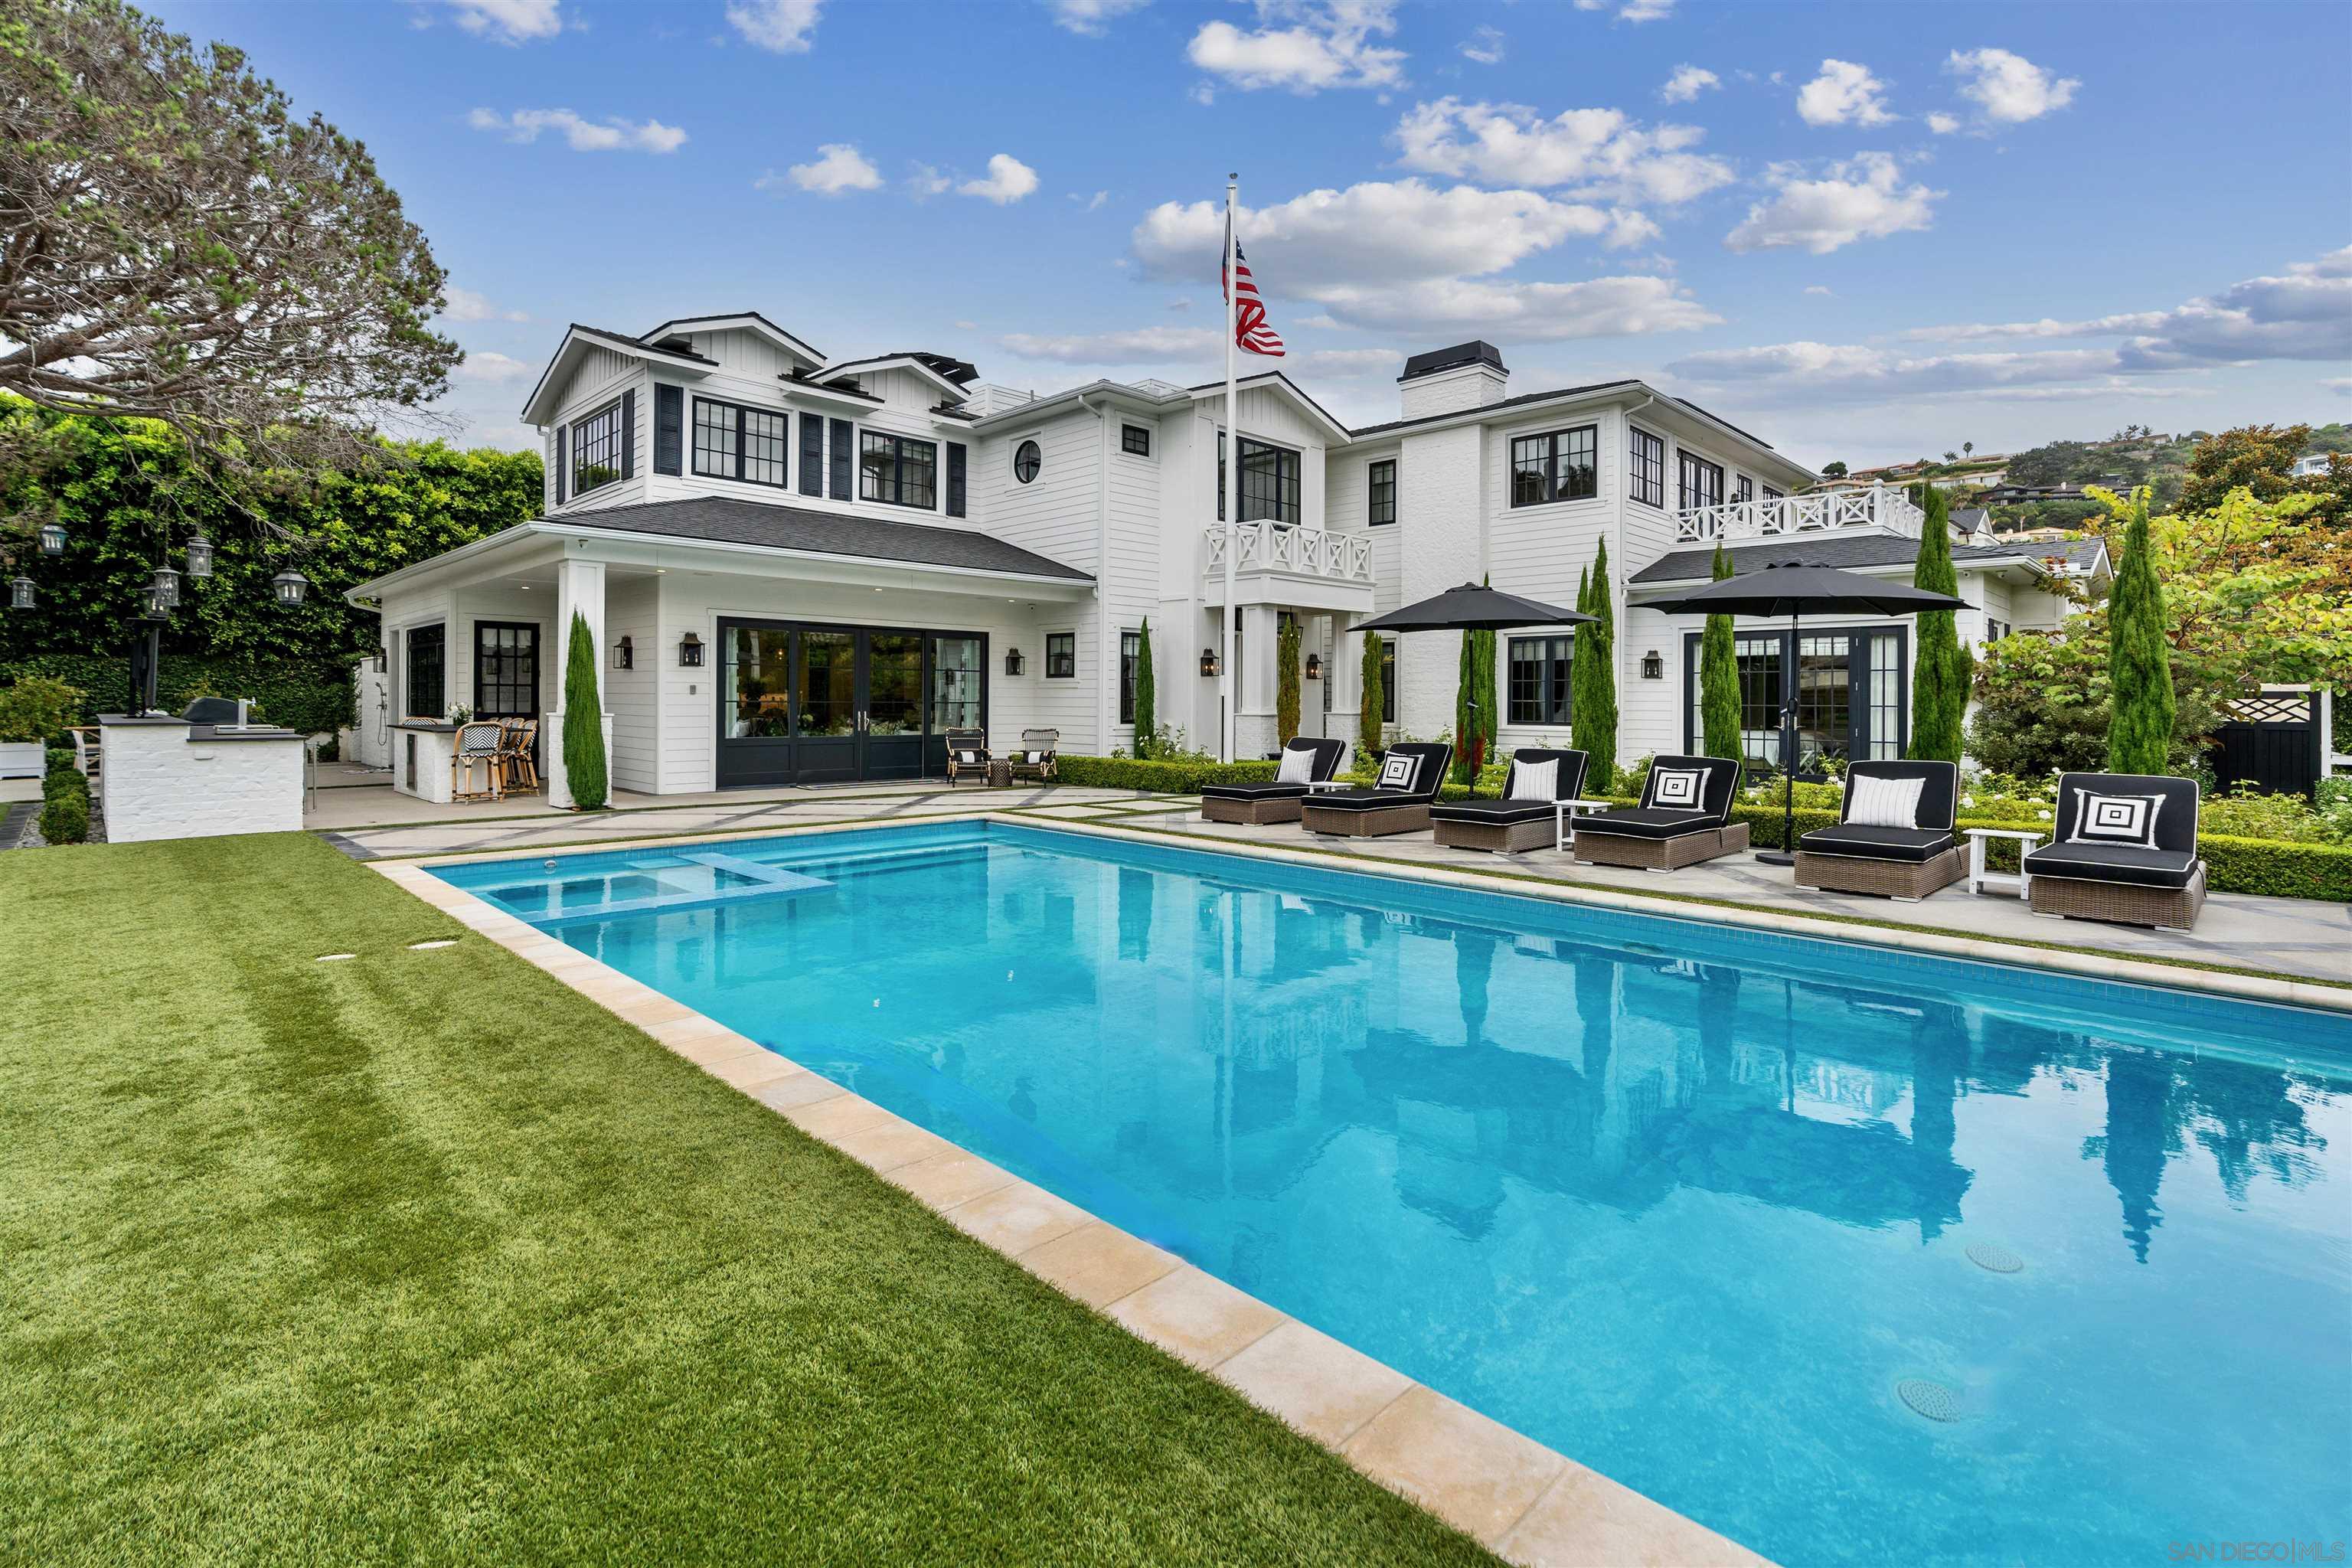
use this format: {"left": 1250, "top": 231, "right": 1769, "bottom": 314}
{"left": 1014, "top": 439, "right": 1042, "bottom": 484}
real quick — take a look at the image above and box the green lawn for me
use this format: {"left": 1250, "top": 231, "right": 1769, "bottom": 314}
{"left": 0, "top": 834, "right": 1492, "bottom": 1566}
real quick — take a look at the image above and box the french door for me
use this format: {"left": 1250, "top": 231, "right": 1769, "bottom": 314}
{"left": 717, "top": 619, "right": 984, "bottom": 787}
{"left": 1683, "top": 625, "right": 1906, "bottom": 774}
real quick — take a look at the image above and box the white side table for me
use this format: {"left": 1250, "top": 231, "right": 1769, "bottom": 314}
{"left": 1965, "top": 828, "right": 2044, "bottom": 899}
{"left": 1554, "top": 798, "right": 1616, "bottom": 851}
{"left": 1306, "top": 779, "right": 1353, "bottom": 794}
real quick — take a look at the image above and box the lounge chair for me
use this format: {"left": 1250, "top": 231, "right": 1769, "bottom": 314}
{"left": 1793, "top": 760, "right": 1963, "bottom": 900}
{"left": 2024, "top": 772, "right": 2207, "bottom": 929}
{"left": 1299, "top": 742, "right": 1452, "bottom": 838}
{"left": 945, "top": 727, "right": 991, "bottom": 787}
{"left": 1200, "top": 737, "right": 1349, "bottom": 824}
{"left": 1571, "top": 754, "right": 1748, "bottom": 872}
{"left": 1005, "top": 728, "right": 1059, "bottom": 784}
{"left": 1428, "top": 747, "right": 1589, "bottom": 853}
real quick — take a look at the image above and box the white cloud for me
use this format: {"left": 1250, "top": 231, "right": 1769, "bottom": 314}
{"left": 906, "top": 162, "right": 952, "bottom": 198}
{"left": 1668, "top": 341, "right": 2124, "bottom": 401}
{"left": 1460, "top": 24, "right": 1504, "bottom": 65}
{"left": 1803, "top": 285, "right": 1834, "bottom": 297}
{"left": 1660, "top": 65, "right": 1718, "bottom": 103}
{"left": 454, "top": 350, "right": 534, "bottom": 384}
{"left": 2327, "top": 377, "right": 2352, "bottom": 395}
{"left": 1045, "top": 0, "right": 1149, "bottom": 34}
{"left": 1297, "top": 347, "right": 1402, "bottom": 375}
{"left": 959, "top": 153, "right": 1040, "bottom": 204}
{"left": 1392, "top": 97, "right": 1735, "bottom": 204}
{"left": 1619, "top": 0, "right": 1674, "bottom": 21}
{"left": 466, "top": 108, "right": 688, "bottom": 153}
{"left": 441, "top": 287, "right": 528, "bottom": 323}
{"left": 1926, "top": 112, "right": 1961, "bottom": 135}
{"left": 726, "top": 0, "right": 822, "bottom": 54}
{"left": 443, "top": 0, "right": 560, "bottom": 44}
{"left": 1304, "top": 274, "right": 1718, "bottom": 341}
{"left": 1071, "top": 189, "right": 1110, "bottom": 211}
{"left": 1187, "top": 1, "right": 1406, "bottom": 93}
{"left": 1947, "top": 47, "right": 2079, "bottom": 124}
{"left": 1795, "top": 59, "right": 1893, "bottom": 127}
{"left": 1723, "top": 152, "right": 1938, "bottom": 254}
{"left": 953, "top": 319, "right": 979, "bottom": 332}
{"left": 1167, "top": 299, "right": 1193, "bottom": 312}
{"left": 766, "top": 143, "right": 881, "bottom": 195}
{"left": 998, "top": 326, "right": 1221, "bottom": 363}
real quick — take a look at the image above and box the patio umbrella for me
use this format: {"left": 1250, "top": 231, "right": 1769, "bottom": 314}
{"left": 1349, "top": 583, "right": 1595, "bottom": 778}
{"left": 1647, "top": 561, "right": 1966, "bottom": 866}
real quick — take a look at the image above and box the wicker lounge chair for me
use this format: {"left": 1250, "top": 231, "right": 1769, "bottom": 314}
{"left": 2024, "top": 772, "right": 2207, "bottom": 929}
{"left": 1428, "top": 747, "right": 1589, "bottom": 853}
{"left": 1299, "top": 742, "right": 1452, "bottom": 838}
{"left": 1005, "top": 729, "right": 1059, "bottom": 784}
{"left": 1571, "top": 754, "right": 1748, "bottom": 871}
{"left": 1793, "top": 760, "right": 1963, "bottom": 900}
{"left": 945, "top": 728, "right": 991, "bottom": 788}
{"left": 1200, "top": 737, "right": 1349, "bottom": 824}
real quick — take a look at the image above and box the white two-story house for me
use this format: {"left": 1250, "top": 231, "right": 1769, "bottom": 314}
{"left": 348, "top": 318, "right": 2096, "bottom": 804}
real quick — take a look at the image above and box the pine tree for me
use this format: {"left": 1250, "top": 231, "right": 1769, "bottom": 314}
{"left": 1276, "top": 615, "right": 1302, "bottom": 744}
{"left": 2106, "top": 488, "right": 2176, "bottom": 773}
{"left": 1357, "top": 630, "right": 1385, "bottom": 765}
{"left": 560, "top": 610, "right": 607, "bottom": 811}
{"left": 1700, "top": 540, "right": 1741, "bottom": 761}
{"left": 1132, "top": 617, "right": 1155, "bottom": 759}
{"left": 1907, "top": 486, "right": 1971, "bottom": 762}
{"left": 1576, "top": 544, "right": 1618, "bottom": 789}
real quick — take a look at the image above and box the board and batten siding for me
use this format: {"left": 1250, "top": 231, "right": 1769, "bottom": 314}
{"left": 978, "top": 408, "right": 1102, "bottom": 749}
{"left": 547, "top": 349, "right": 650, "bottom": 516}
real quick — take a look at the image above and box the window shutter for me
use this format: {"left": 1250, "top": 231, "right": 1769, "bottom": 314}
{"left": 799, "top": 413, "right": 823, "bottom": 496}
{"left": 619, "top": 389, "right": 636, "bottom": 479}
{"left": 654, "top": 385, "right": 683, "bottom": 475}
{"left": 829, "top": 419, "right": 852, "bottom": 499}
{"left": 554, "top": 425, "right": 567, "bottom": 505}
{"left": 946, "top": 443, "right": 967, "bottom": 518}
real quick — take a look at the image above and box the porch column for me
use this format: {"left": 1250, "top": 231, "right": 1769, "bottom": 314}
{"left": 1237, "top": 603, "right": 1279, "bottom": 756}
{"left": 1327, "top": 617, "right": 1365, "bottom": 754}
{"left": 545, "top": 554, "right": 612, "bottom": 809}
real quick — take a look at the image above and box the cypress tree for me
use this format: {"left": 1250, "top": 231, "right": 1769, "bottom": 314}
{"left": 1357, "top": 629, "right": 1385, "bottom": 765}
{"left": 2106, "top": 488, "right": 2176, "bottom": 773}
{"left": 1132, "top": 617, "right": 1155, "bottom": 759}
{"left": 1700, "top": 540, "right": 1742, "bottom": 761}
{"left": 1574, "top": 542, "right": 1618, "bottom": 789}
{"left": 1453, "top": 628, "right": 1478, "bottom": 781}
{"left": 560, "top": 610, "right": 607, "bottom": 811}
{"left": 1906, "top": 486, "right": 1970, "bottom": 762}
{"left": 1276, "top": 615, "right": 1302, "bottom": 744}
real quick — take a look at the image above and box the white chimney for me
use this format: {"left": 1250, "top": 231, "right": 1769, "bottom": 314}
{"left": 1397, "top": 341, "right": 1508, "bottom": 420}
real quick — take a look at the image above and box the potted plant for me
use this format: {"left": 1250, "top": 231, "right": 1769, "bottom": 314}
{"left": 0, "top": 676, "right": 84, "bottom": 780}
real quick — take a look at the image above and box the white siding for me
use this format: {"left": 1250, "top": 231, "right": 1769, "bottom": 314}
{"left": 604, "top": 574, "right": 658, "bottom": 792}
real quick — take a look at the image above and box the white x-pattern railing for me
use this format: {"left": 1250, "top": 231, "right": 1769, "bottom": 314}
{"left": 1676, "top": 482, "right": 1926, "bottom": 544}
{"left": 1203, "top": 520, "right": 1374, "bottom": 582}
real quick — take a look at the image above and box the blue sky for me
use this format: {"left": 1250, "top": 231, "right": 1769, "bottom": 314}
{"left": 149, "top": 0, "right": 2352, "bottom": 469}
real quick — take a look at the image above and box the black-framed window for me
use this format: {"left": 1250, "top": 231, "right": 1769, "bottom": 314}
{"left": 691, "top": 397, "right": 789, "bottom": 488}
{"left": 1045, "top": 631, "right": 1076, "bottom": 680}
{"left": 474, "top": 622, "right": 541, "bottom": 718}
{"left": 1217, "top": 434, "right": 1300, "bottom": 523}
{"left": 1367, "top": 458, "right": 1396, "bottom": 525}
{"left": 861, "top": 431, "right": 938, "bottom": 508}
{"left": 1682, "top": 624, "right": 1906, "bottom": 772}
{"left": 1628, "top": 426, "right": 1666, "bottom": 508}
{"left": 403, "top": 622, "right": 445, "bottom": 718}
{"left": 1734, "top": 474, "right": 1754, "bottom": 505}
{"left": 572, "top": 399, "right": 625, "bottom": 495}
{"left": 1379, "top": 639, "right": 1396, "bottom": 724}
{"left": 1013, "top": 439, "right": 1042, "bottom": 484}
{"left": 1677, "top": 451, "right": 1726, "bottom": 512}
{"left": 1121, "top": 423, "right": 1152, "bottom": 457}
{"left": 1509, "top": 426, "right": 1599, "bottom": 508}
{"left": 1119, "top": 629, "right": 1142, "bottom": 722}
{"left": 1507, "top": 635, "right": 1574, "bottom": 725}
{"left": 1762, "top": 483, "right": 1786, "bottom": 501}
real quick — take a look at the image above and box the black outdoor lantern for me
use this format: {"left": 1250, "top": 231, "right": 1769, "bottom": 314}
{"left": 149, "top": 565, "right": 181, "bottom": 611}
{"left": 271, "top": 568, "right": 309, "bottom": 606}
{"left": 1004, "top": 646, "right": 1024, "bottom": 677}
{"left": 613, "top": 634, "right": 634, "bottom": 671}
{"left": 1641, "top": 648, "right": 1664, "bottom": 679}
{"left": 8, "top": 576, "right": 31, "bottom": 610}
{"left": 1305, "top": 653, "right": 1323, "bottom": 681}
{"left": 38, "top": 522, "right": 66, "bottom": 556}
{"left": 678, "top": 631, "right": 704, "bottom": 668}
{"left": 1200, "top": 647, "right": 1220, "bottom": 678}
{"left": 185, "top": 531, "right": 214, "bottom": 579}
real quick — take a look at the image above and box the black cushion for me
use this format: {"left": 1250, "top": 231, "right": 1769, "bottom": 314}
{"left": 1429, "top": 800, "right": 1556, "bottom": 825}
{"left": 2024, "top": 841, "right": 2200, "bottom": 889}
{"left": 1200, "top": 782, "right": 1309, "bottom": 802}
{"left": 1497, "top": 748, "right": 1589, "bottom": 804}
{"left": 1637, "top": 755, "right": 1739, "bottom": 825}
{"left": 1840, "top": 760, "right": 1958, "bottom": 831}
{"left": 1798, "top": 825, "right": 1957, "bottom": 864}
{"left": 2051, "top": 772, "right": 2200, "bottom": 855}
{"left": 1576, "top": 807, "right": 1718, "bottom": 841}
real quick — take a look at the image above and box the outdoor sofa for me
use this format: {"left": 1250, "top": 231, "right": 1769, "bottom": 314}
{"left": 2024, "top": 771, "right": 2207, "bottom": 929}
{"left": 1299, "top": 742, "right": 1453, "bottom": 838}
{"left": 1571, "top": 755, "right": 1749, "bottom": 871}
{"left": 1793, "top": 759, "right": 1964, "bottom": 900}
{"left": 1200, "top": 737, "right": 1349, "bottom": 825}
{"left": 1428, "top": 747, "right": 1590, "bottom": 853}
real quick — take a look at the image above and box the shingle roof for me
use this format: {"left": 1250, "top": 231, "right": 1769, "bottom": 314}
{"left": 1349, "top": 379, "right": 1633, "bottom": 439}
{"left": 1632, "top": 531, "right": 2079, "bottom": 585}
{"left": 544, "top": 497, "right": 1092, "bottom": 581}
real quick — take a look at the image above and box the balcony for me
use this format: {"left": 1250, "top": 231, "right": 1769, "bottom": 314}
{"left": 1677, "top": 482, "right": 1926, "bottom": 544}
{"left": 1202, "top": 520, "right": 1376, "bottom": 612}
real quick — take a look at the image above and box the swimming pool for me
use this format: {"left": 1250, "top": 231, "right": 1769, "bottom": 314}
{"left": 433, "top": 820, "right": 2352, "bottom": 1566}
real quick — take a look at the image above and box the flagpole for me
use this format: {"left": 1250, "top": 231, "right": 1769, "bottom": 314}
{"left": 1221, "top": 172, "right": 1239, "bottom": 764}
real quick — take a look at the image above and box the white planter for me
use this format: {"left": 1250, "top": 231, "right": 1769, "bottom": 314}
{"left": 0, "top": 740, "right": 44, "bottom": 779}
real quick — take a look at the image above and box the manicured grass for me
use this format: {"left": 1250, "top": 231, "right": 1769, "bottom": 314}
{"left": 0, "top": 834, "right": 1494, "bottom": 1566}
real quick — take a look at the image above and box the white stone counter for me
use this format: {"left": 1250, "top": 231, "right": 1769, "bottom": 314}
{"left": 390, "top": 722, "right": 462, "bottom": 805}
{"left": 97, "top": 714, "right": 305, "bottom": 843}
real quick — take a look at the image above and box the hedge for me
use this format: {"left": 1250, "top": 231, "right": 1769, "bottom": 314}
{"left": 1055, "top": 756, "right": 1282, "bottom": 792}
{"left": 1, "top": 653, "right": 354, "bottom": 737}
{"left": 38, "top": 746, "right": 90, "bottom": 846}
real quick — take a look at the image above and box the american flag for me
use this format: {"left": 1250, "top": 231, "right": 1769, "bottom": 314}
{"left": 1222, "top": 207, "right": 1285, "bottom": 358}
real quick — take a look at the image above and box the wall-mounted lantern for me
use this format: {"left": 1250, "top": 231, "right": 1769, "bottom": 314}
{"left": 1200, "top": 647, "right": 1220, "bottom": 678}
{"left": 38, "top": 522, "right": 65, "bottom": 556}
{"left": 1641, "top": 648, "right": 1664, "bottom": 680}
{"left": 612, "top": 634, "right": 634, "bottom": 671}
{"left": 271, "top": 569, "right": 309, "bottom": 606}
{"left": 185, "top": 531, "right": 214, "bottom": 580}
{"left": 1004, "top": 647, "right": 1024, "bottom": 677}
{"left": 678, "top": 631, "right": 704, "bottom": 668}
{"left": 1304, "top": 653, "right": 1322, "bottom": 681}
{"left": 8, "top": 576, "right": 31, "bottom": 610}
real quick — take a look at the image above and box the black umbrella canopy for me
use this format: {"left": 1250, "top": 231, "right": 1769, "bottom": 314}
{"left": 1647, "top": 560, "right": 1965, "bottom": 619}
{"left": 1351, "top": 581, "right": 1596, "bottom": 634}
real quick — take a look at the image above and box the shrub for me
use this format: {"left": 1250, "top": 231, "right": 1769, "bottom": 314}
{"left": 1573, "top": 549, "right": 1618, "bottom": 789}
{"left": 1357, "top": 632, "right": 1384, "bottom": 764}
{"left": 38, "top": 746, "right": 90, "bottom": 845}
{"left": 0, "top": 675, "right": 86, "bottom": 743}
{"left": 0, "top": 654, "right": 353, "bottom": 736}
{"left": 1277, "top": 616, "right": 1302, "bottom": 746}
{"left": 1699, "top": 542, "right": 1740, "bottom": 762}
{"left": 1907, "top": 486, "right": 1971, "bottom": 763}
{"left": 560, "top": 612, "right": 607, "bottom": 811}
{"left": 1132, "top": 618, "right": 1155, "bottom": 760}
{"left": 2198, "top": 786, "right": 2343, "bottom": 844}
{"left": 1054, "top": 755, "right": 1279, "bottom": 792}
{"left": 2106, "top": 488, "right": 2176, "bottom": 773}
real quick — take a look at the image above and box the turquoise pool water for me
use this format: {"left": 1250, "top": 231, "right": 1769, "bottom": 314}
{"left": 435, "top": 821, "right": 2352, "bottom": 1566}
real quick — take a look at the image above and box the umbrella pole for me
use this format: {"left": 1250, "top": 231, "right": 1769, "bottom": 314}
{"left": 1756, "top": 606, "right": 1799, "bottom": 867}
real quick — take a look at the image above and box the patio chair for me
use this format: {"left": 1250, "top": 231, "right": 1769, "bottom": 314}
{"left": 1200, "top": 737, "right": 1349, "bottom": 825}
{"left": 1299, "top": 741, "right": 1452, "bottom": 838}
{"left": 452, "top": 720, "right": 506, "bottom": 802}
{"left": 1792, "top": 760, "right": 1963, "bottom": 900}
{"left": 1005, "top": 729, "right": 1059, "bottom": 784}
{"left": 2024, "top": 772, "right": 2207, "bottom": 929}
{"left": 944, "top": 727, "right": 991, "bottom": 787}
{"left": 497, "top": 719, "right": 541, "bottom": 795}
{"left": 1429, "top": 747, "right": 1589, "bottom": 853}
{"left": 1571, "top": 754, "right": 1748, "bottom": 872}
